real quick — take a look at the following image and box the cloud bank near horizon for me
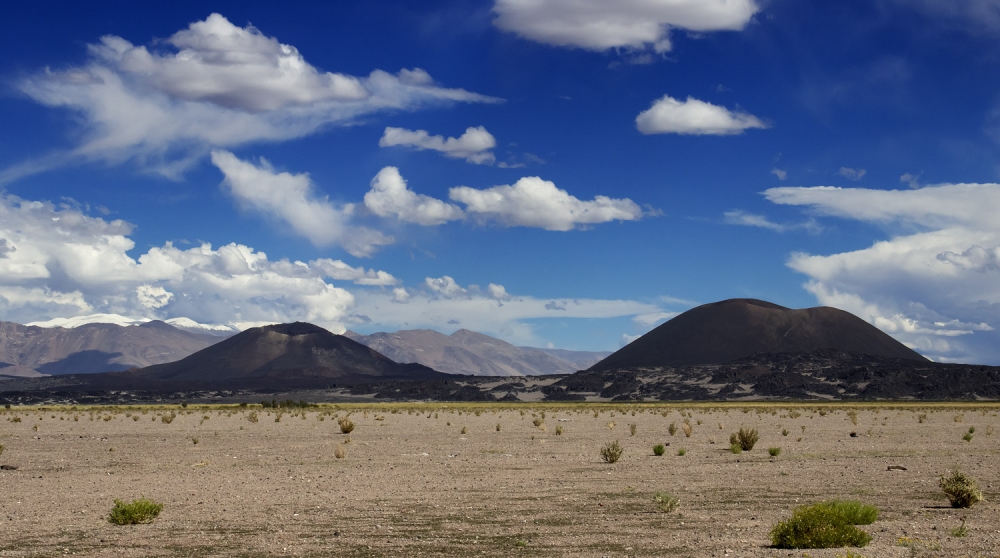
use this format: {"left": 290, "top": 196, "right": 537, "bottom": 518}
{"left": 0, "top": 192, "right": 665, "bottom": 346}
{"left": 765, "top": 182, "right": 1000, "bottom": 363}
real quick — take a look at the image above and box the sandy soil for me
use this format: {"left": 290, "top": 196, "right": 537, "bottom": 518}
{"left": 1, "top": 403, "right": 999, "bottom": 557}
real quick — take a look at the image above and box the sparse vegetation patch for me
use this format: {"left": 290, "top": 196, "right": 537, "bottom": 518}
{"left": 770, "top": 500, "right": 876, "bottom": 549}
{"left": 108, "top": 498, "right": 163, "bottom": 525}
{"left": 600, "top": 440, "right": 623, "bottom": 463}
{"left": 940, "top": 470, "right": 983, "bottom": 508}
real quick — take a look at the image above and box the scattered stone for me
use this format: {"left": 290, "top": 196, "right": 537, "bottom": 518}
{"left": 0, "top": 465, "right": 17, "bottom": 470}
{"left": 888, "top": 465, "right": 907, "bottom": 471}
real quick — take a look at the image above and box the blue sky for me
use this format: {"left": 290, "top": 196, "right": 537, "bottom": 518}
{"left": 2, "top": 1, "right": 1000, "bottom": 363}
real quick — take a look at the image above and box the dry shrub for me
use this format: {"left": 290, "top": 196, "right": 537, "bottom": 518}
{"left": 940, "top": 470, "right": 983, "bottom": 508}
{"left": 334, "top": 444, "right": 346, "bottom": 459}
{"left": 653, "top": 492, "right": 679, "bottom": 512}
{"left": 681, "top": 422, "right": 693, "bottom": 437}
{"left": 600, "top": 440, "right": 623, "bottom": 463}
{"left": 338, "top": 417, "right": 355, "bottom": 434}
{"left": 730, "top": 427, "right": 759, "bottom": 451}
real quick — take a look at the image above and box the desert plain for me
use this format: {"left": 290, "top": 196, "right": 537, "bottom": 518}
{"left": 1, "top": 402, "right": 999, "bottom": 557}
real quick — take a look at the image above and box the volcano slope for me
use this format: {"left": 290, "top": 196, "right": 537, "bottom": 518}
{"left": 592, "top": 298, "right": 926, "bottom": 371}
{"left": 536, "top": 299, "right": 1000, "bottom": 402}
{"left": 135, "top": 322, "right": 448, "bottom": 388}
{"left": 0, "top": 322, "right": 454, "bottom": 396}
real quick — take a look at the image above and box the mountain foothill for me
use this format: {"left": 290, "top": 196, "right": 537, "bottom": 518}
{"left": 3, "top": 299, "right": 1000, "bottom": 402}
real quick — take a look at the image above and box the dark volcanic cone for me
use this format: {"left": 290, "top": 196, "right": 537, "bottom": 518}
{"left": 591, "top": 298, "right": 927, "bottom": 371}
{"left": 139, "top": 322, "right": 442, "bottom": 385}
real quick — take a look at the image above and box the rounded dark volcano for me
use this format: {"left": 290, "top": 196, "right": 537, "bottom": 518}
{"left": 140, "top": 322, "right": 441, "bottom": 384}
{"left": 590, "top": 299, "right": 927, "bottom": 371}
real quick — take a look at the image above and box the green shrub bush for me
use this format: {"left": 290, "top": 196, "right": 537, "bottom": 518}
{"left": 108, "top": 498, "right": 163, "bottom": 525}
{"left": 769, "top": 500, "right": 876, "bottom": 549}
{"left": 940, "top": 470, "right": 983, "bottom": 508}
{"left": 652, "top": 443, "right": 665, "bottom": 456}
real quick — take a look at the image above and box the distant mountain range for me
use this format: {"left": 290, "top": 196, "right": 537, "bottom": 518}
{"left": 0, "top": 320, "right": 224, "bottom": 378}
{"left": 5, "top": 299, "right": 1000, "bottom": 403}
{"left": 344, "top": 329, "right": 610, "bottom": 376}
{"left": 1, "top": 315, "right": 607, "bottom": 378}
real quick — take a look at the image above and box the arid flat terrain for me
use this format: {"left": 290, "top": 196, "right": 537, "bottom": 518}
{"left": 1, "top": 403, "right": 999, "bottom": 557}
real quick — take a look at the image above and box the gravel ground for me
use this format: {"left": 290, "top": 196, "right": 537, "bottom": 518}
{"left": 1, "top": 403, "right": 999, "bottom": 557}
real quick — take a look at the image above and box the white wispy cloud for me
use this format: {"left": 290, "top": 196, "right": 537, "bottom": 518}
{"left": 449, "top": 176, "right": 645, "bottom": 230}
{"left": 636, "top": 95, "right": 768, "bottom": 135}
{"left": 723, "top": 210, "right": 820, "bottom": 233}
{"left": 887, "top": 0, "right": 1000, "bottom": 33}
{"left": 900, "top": 172, "right": 922, "bottom": 189}
{"left": 9, "top": 13, "right": 500, "bottom": 180}
{"left": 211, "top": 150, "right": 393, "bottom": 257}
{"left": 379, "top": 126, "right": 496, "bottom": 164}
{"left": 765, "top": 182, "right": 1000, "bottom": 363}
{"left": 493, "top": 0, "right": 759, "bottom": 52}
{"left": 838, "top": 167, "right": 867, "bottom": 181}
{"left": 352, "top": 276, "right": 662, "bottom": 346}
{"left": 363, "top": 166, "right": 464, "bottom": 226}
{"left": 723, "top": 210, "right": 788, "bottom": 232}
{"left": 771, "top": 168, "right": 788, "bottom": 181}
{"left": 632, "top": 311, "right": 680, "bottom": 326}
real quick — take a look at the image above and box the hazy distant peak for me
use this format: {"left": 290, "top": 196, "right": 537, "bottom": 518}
{"left": 27, "top": 314, "right": 149, "bottom": 328}
{"left": 24, "top": 313, "right": 239, "bottom": 336}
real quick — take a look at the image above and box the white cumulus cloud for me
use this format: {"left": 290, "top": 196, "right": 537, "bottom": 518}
{"left": 211, "top": 150, "right": 393, "bottom": 257}
{"left": 636, "top": 95, "right": 768, "bottom": 135}
{"left": 449, "top": 176, "right": 645, "bottom": 231}
{"left": 379, "top": 126, "right": 496, "bottom": 164}
{"left": 363, "top": 166, "right": 464, "bottom": 226}
{"left": 425, "top": 276, "right": 468, "bottom": 298}
{"left": 136, "top": 285, "right": 173, "bottom": 309}
{"left": 0, "top": 192, "right": 673, "bottom": 348}
{"left": 10, "top": 13, "right": 500, "bottom": 180}
{"left": 0, "top": 192, "right": 407, "bottom": 332}
{"left": 765, "top": 182, "right": 1000, "bottom": 363}
{"left": 493, "top": 0, "right": 759, "bottom": 52}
